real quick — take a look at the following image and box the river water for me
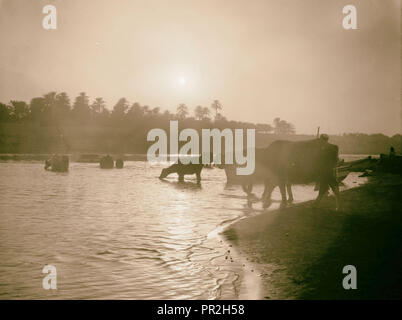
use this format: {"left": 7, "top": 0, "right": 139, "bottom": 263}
{"left": 0, "top": 159, "right": 367, "bottom": 299}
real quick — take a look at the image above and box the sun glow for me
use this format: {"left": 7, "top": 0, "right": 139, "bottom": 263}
{"left": 178, "top": 76, "right": 188, "bottom": 86}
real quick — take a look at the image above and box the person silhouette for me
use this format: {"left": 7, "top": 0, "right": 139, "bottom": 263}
{"left": 389, "top": 146, "right": 396, "bottom": 158}
{"left": 314, "top": 133, "right": 331, "bottom": 191}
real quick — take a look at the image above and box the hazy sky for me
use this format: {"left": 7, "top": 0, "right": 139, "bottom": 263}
{"left": 0, "top": 0, "right": 400, "bottom": 135}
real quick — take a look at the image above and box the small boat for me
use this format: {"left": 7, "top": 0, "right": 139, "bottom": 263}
{"left": 100, "top": 155, "right": 114, "bottom": 169}
{"left": 45, "top": 155, "right": 69, "bottom": 172}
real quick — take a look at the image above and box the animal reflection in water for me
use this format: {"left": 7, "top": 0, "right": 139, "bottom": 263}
{"left": 159, "top": 178, "right": 202, "bottom": 191}
{"left": 222, "top": 136, "right": 341, "bottom": 210}
{"left": 159, "top": 156, "right": 204, "bottom": 184}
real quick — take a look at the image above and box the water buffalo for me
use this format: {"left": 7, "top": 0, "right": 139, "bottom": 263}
{"left": 44, "top": 154, "right": 69, "bottom": 172}
{"left": 115, "top": 158, "right": 124, "bottom": 169}
{"left": 216, "top": 148, "right": 294, "bottom": 205}
{"left": 248, "top": 138, "right": 340, "bottom": 209}
{"left": 159, "top": 157, "right": 204, "bottom": 183}
{"left": 100, "top": 155, "right": 114, "bottom": 169}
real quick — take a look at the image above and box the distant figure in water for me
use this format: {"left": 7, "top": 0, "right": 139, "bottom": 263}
{"left": 100, "top": 154, "right": 114, "bottom": 169}
{"left": 115, "top": 158, "right": 124, "bottom": 169}
{"left": 44, "top": 159, "right": 52, "bottom": 170}
{"left": 159, "top": 156, "right": 204, "bottom": 183}
{"left": 314, "top": 133, "right": 331, "bottom": 191}
{"left": 45, "top": 154, "right": 69, "bottom": 172}
{"left": 389, "top": 146, "right": 396, "bottom": 158}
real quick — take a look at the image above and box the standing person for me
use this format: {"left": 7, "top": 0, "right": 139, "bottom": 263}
{"left": 314, "top": 134, "right": 330, "bottom": 191}
{"left": 389, "top": 146, "right": 396, "bottom": 158}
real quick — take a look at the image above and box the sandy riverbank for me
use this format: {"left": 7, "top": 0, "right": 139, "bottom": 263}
{"left": 224, "top": 173, "right": 402, "bottom": 299}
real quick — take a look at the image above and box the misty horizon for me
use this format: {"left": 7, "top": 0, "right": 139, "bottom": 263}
{"left": 0, "top": 0, "right": 400, "bottom": 136}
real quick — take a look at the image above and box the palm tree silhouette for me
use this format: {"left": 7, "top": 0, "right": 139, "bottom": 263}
{"left": 210, "top": 100, "right": 222, "bottom": 120}
{"left": 176, "top": 103, "right": 189, "bottom": 120}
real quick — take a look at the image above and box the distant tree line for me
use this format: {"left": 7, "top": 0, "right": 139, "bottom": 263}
{"left": 0, "top": 92, "right": 295, "bottom": 133}
{"left": 0, "top": 92, "right": 297, "bottom": 153}
{"left": 0, "top": 92, "right": 399, "bottom": 155}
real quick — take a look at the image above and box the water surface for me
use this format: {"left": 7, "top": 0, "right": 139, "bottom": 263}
{"left": 0, "top": 161, "right": 366, "bottom": 299}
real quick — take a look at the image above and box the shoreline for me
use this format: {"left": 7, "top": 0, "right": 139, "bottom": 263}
{"left": 223, "top": 173, "right": 402, "bottom": 299}
{"left": 208, "top": 218, "right": 264, "bottom": 300}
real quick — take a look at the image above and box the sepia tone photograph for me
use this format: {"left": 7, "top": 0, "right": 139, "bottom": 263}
{"left": 0, "top": 0, "right": 401, "bottom": 303}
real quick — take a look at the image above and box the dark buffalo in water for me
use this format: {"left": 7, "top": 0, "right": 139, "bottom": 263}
{"left": 115, "top": 159, "right": 124, "bottom": 169}
{"left": 159, "top": 157, "right": 204, "bottom": 183}
{"left": 243, "top": 139, "right": 340, "bottom": 209}
{"left": 45, "top": 154, "right": 69, "bottom": 172}
{"left": 100, "top": 155, "right": 114, "bottom": 169}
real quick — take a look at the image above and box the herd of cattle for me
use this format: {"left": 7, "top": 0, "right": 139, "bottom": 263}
{"left": 45, "top": 135, "right": 381, "bottom": 210}
{"left": 159, "top": 136, "right": 341, "bottom": 210}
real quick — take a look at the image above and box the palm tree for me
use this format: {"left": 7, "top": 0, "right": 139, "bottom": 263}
{"left": 163, "top": 110, "right": 172, "bottom": 120}
{"left": 273, "top": 117, "right": 295, "bottom": 134}
{"left": 194, "top": 105, "right": 204, "bottom": 120}
{"left": 214, "top": 113, "right": 227, "bottom": 121}
{"left": 151, "top": 107, "right": 160, "bottom": 116}
{"left": 273, "top": 117, "right": 280, "bottom": 129}
{"left": 111, "top": 98, "right": 129, "bottom": 126}
{"left": 29, "top": 97, "right": 45, "bottom": 123}
{"left": 0, "top": 103, "right": 11, "bottom": 122}
{"left": 194, "top": 106, "right": 211, "bottom": 121}
{"left": 42, "top": 91, "right": 57, "bottom": 122}
{"left": 112, "top": 98, "right": 129, "bottom": 115}
{"left": 210, "top": 100, "right": 222, "bottom": 120}
{"left": 127, "top": 102, "right": 143, "bottom": 119}
{"left": 43, "top": 92, "right": 57, "bottom": 108}
{"left": 72, "top": 92, "right": 91, "bottom": 123}
{"left": 176, "top": 103, "right": 189, "bottom": 120}
{"left": 142, "top": 105, "right": 150, "bottom": 115}
{"left": 202, "top": 107, "right": 211, "bottom": 120}
{"left": 91, "top": 97, "right": 106, "bottom": 114}
{"left": 55, "top": 92, "right": 71, "bottom": 121}
{"left": 256, "top": 123, "right": 273, "bottom": 133}
{"left": 9, "top": 100, "right": 29, "bottom": 120}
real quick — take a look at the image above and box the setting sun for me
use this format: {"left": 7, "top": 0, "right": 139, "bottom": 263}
{"left": 178, "top": 76, "right": 188, "bottom": 87}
